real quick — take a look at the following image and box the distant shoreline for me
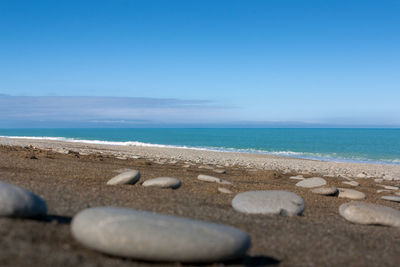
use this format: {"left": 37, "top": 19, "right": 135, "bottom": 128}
{"left": 1, "top": 136, "right": 399, "bottom": 180}
{"left": 1, "top": 132, "right": 399, "bottom": 166}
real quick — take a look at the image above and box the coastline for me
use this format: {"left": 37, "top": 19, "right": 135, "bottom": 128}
{"left": 0, "top": 140, "right": 400, "bottom": 266}
{"left": 0, "top": 136, "right": 399, "bottom": 180}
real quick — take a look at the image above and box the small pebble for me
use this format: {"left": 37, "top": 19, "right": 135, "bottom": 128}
{"left": 383, "top": 175, "right": 394, "bottom": 181}
{"left": 198, "top": 165, "right": 213, "bottom": 170}
{"left": 339, "top": 201, "right": 400, "bottom": 227}
{"left": 377, "top": 185, "right": 399, "bottom": 190}
{"left": 295, "top": 177, "right": 327, "bottom": 188}
{"left": 356, "top": 173, "right": 367, "bottom": 178}
{"left": 338, "top": 188, "right": 366, "bottom": 200}
{"left": 218, "top": 187, "right": 233, "bottom": 194}
{"left": 381, "top": 196, "right": 400, "bottom": 203}
{"left": 197, "top": 175, "right": 232, "bottom": 185}
{"left": 311, "top": 186, "right": 338, "bottom": 196}
{"left": 107, "top": 170, "right": 141, "bottom": 185}
{"left": 232, "top": 190, "right": 305, "bottom": 216}
{"left": 289, "top": 175, "right": 304, "bottom": 180}
{"left": 142, "top": 177, "right": 181, "bottom": 189}
{"left": 377, "top": 189, "right": 391, "bottom": 193}
{"left": 342, "top": 181, "right": 360, "bottom": 187}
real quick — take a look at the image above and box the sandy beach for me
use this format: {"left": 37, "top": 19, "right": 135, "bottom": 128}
{"left": 0, "top": 137, "right": 400, "bottom": 266}
{"left": 1, "top": 137, "right": 400, "bottom": 180}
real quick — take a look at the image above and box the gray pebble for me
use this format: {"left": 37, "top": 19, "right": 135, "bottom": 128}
{"left": 142, "top": 177, "right": 181, "bottom": 189}
{"left": 232, "top": 190, "right": 305, "bottom": 216}
{"left": 356, "top": 173, "right": 367, "bottom": 178}
{"left": 338, "top": 188, "right": 366, "bottom": 200}
{"left": 377, "top": 189, "right": 391, "bottom": 193}
{"left": 342, "top": 181, "right": 360, "bottom": 187}
{"left": 218, "top": 187, "right": 233, "bottom": 194}
{"left": 339, "top": 201, "right": 400, "bottom": 227}
{"left": 107, "top": 170, "right": 141, "bottom": 185}
{"left": 289, "top": 175, "right": 304, "bottom": 180}
{"left": 381, "top": 195, "right": 400, "bottom": 203}
{"left": 377, "top": 185, "right": 399, "bottom": 190}
{"left": 197, "top": 175, "right": 232, "bottom": 185}
{"left": 311, "top": 186, "right": 338, "bottom": 196}
{"left": 295, "top": 177, "right": 327, "bottom": 188}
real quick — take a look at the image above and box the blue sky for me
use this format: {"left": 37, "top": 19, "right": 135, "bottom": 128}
{"left": 0, "top": 0, "right": 399, "bottom": 127}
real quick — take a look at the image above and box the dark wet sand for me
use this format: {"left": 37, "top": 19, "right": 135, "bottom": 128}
{"left": 0, "top": 145, "right": 399, "bottom": 267}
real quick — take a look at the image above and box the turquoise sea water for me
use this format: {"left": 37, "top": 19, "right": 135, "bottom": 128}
{"left": 0, "top": 128, "right": 399, "bottom": 165}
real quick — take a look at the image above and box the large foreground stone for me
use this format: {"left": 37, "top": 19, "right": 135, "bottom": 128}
{"left": 339, "top": 201, "right": 400, "bottom": 227}
{"left": 0, "top": 181, "right": 47, "bottom": 218}
{"left": 232, "top": 190, "right": 305, "bottom": 216}
{"left": 295, "top": 177, "right": 326, "bottom": 188}
{"left": 71, "top": 207, "right": 251, "bottom": 262}
{"left": 142, "top": 177, "right": 181, "bottom": 189}
{"left": 107, "top": 170, "right": 141, "bottom": 185}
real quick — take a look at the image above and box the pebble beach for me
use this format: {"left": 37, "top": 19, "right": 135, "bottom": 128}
{"left": 0, "top": 137, "right": 400, "bottom": 266}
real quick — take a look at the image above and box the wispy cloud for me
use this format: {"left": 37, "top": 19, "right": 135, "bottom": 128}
{"left": 1, "top": 95, "right": 398, "bottom": 128}
{"left": 0, "top": 95, "right": 231, "bottom": 126}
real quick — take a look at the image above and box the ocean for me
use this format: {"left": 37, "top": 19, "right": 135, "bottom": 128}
{"left": 0, "top": 128, "right": 399, "bottom": 165}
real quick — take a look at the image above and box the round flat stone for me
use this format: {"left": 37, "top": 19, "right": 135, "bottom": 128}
{"left": 197, "top": 175, "right": 232, "bottom": 185}
{"left": 107, "top": 170, "right": 141, "bottom": 185}
{"left": 142, "top": 177, "right": 181, "bottom": 189}
{"left": 232, "top": 190, "right": 305, "bottom": 216}
{"left": 0, "top": 181, "right": 47, "bottom": 218}
{"left": 71, "top": 207, "right": 250, "bottom": 262}
{"left": 381, "top": 196, "right": 400, "bottom": 203}
{"left": 339, "top": 201, "right": 400, "bottom": 227}
{"left": 295, "top": 177, "right": 327, "bottom": 188}
{"left": 311, "top": 186, "right": 338, "bottom": 196}
{"left": 338, "top": 188, "right": 366, "bottom": 200}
